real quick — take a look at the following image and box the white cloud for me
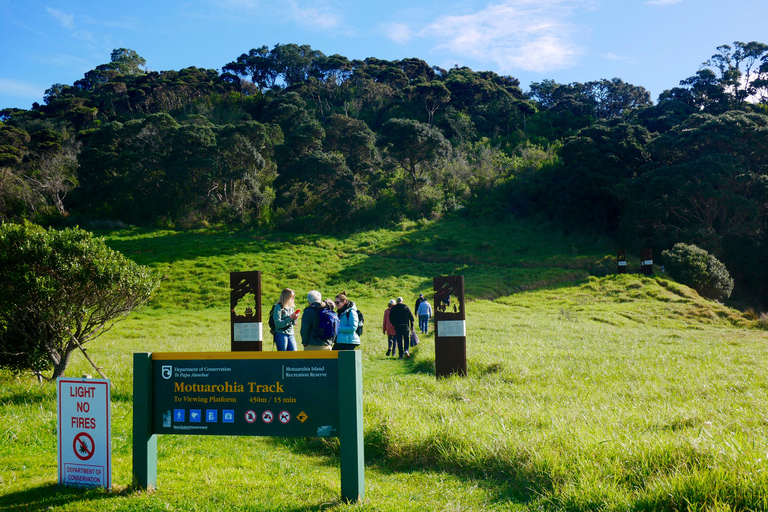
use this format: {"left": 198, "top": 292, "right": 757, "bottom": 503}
{"left": 209, "top": 0, "right": 342, "bottom": 30}
{"left": 46, "top": 7, "right": 75, "bottom": 29}
{"left": 606, "top": 52, "right": 629, "bottom": 61}
{"left": 382, "top": 23, "right": 413, "bottom": 45}
{"left": 0, "top": 78, "right": 46, "bottom": 100}
{"left": 419, "top": 0, "right": 594, "bottom": 73}
{"left": 286, "top": 0, "right": 342, "bottom": 30}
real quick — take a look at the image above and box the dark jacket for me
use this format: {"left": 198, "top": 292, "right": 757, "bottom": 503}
{"left": 300, "top": 303, "right": 332, "bottom": 347}
{"left": 389, "top": 303, "right": 414, "bottom": 335}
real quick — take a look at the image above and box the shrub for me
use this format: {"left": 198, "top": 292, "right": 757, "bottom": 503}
{"left": 662, "top": 243, "right": 734, "bottom": 301}
{"left": 0, "top": 222, "right": 159, "bottom": 379}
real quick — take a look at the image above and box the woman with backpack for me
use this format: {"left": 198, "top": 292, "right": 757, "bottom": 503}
{"left": 272, "top": 288, "right": 301, "bottom": 351}
{"left": 334, "top": 292, "right": 360, "bottom": 351}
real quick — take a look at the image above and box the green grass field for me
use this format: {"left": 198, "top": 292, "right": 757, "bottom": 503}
{"left": 2, "top": 216, "right": 767, "bottom": 511}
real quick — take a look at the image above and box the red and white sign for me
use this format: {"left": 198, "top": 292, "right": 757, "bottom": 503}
{"left": 245, "top": 410, "right": 257, "bottom": 423}
{"left": 57, "top": 378, "right": 111, "bottom": 488}
{"left": 279, "top": 410, "right": 291, "bottom": 424}
{"left": 262, "top": 410, "right": 274, "bottom": 424}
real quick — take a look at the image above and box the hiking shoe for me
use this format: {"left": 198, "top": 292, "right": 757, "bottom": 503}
{"left": 405, "top": 352, "right": 411, "bottom": 359}
{"left": 386, "top": 349, "right": 391, "bottom": 356}
{"left": 398, "top": 355, "right": 403, "bottom": 359}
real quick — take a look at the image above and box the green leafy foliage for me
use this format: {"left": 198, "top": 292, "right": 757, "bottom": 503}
{"left": 3, "top": 41, "right": 768, "bottom": 305}
{"left": 0, "top": 222, "right": 159, "bottom": 379}
{"left": 662, "top": 243, "right": 734, "bottom": 300}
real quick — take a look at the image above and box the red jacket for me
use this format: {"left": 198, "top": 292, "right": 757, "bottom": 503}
{"left": 382, "top": 307, "right": 397, "bottom": 335}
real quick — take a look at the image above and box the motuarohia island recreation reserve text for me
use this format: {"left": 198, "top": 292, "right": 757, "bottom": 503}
{"left": 284, "top": 366, "right": 328, "bottom": 378}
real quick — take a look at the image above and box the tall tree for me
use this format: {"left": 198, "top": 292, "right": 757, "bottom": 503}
{"left": 378, "top": 118, "right": 451, "bottom": 187}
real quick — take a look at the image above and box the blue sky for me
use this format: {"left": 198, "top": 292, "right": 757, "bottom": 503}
{"left": 1, "top": 0, "right": 767, "bottom": 110}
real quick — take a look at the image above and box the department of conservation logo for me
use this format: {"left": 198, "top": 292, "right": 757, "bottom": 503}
{"left": 162, "top": 365, "right": 173, "bottom": 379}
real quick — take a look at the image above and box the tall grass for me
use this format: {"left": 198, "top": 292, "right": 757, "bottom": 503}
{"left": 2, "top": 216, "right": 766, "bottom": 511}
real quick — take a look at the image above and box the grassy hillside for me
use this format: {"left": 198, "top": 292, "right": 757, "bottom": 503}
{"left": 1, "top": 216, "right": 767, "bottom": 511}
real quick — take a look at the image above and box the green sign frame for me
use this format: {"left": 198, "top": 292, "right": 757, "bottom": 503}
{"left": 133, "top": 351, "right": 364, "bottom": 502}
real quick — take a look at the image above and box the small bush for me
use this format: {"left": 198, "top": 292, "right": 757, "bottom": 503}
{"left": 662, "top": 243, "right": 734, "bottom": 301}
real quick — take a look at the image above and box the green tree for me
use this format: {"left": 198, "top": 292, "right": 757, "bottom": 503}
{"left": 0, "top": 222, "right": 159, "bottom": 380}
{"left": 631, "top": 111, "right": 768, "bottom": 250}
{"left": 378, "top": 118, "right": 451, "bottom": 187}
{"left": 108, "top": 48, "right": 147, "bottom": 75}
{"left": 532, "top": 121, "right": 652, "bottom": 234}
{"left": 411, "top": 81, "right": 451, "bottom": 126}
{"left": 323, "top": 114, "right": 377, "bottom": 178}
{"left": 662, "top": 41, "right": 768, "bottom": 112}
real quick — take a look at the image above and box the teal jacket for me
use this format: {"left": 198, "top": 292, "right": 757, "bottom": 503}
{"left": 336, "top": 302, "right": 360, "bottom": 345}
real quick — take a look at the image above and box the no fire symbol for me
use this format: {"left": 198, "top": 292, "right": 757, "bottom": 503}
{"left": 73, "top": 432, "right": 95, "bottom": 460}
{"left": 245, "top": 410, "right": 257, "bottom": 423}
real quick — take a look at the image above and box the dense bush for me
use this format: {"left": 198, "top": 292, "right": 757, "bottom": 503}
{"left": 662, "top": 243, "right": 734, "bottom": 300}
{"left": 0, "top": 222, "right": 159, "bottom": 379}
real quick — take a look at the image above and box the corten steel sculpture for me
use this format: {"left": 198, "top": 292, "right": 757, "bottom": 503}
{"left": 641, "top": 249, "right": 653, "bottom": 276}
{"left": 433, "top": 275, "right": 467, "bottom": 378}
{"left": 617, "top": 250, "right": 627, "bottom": 274}
{"left": 230, "top": 271, "right": 263, "bottom": 351}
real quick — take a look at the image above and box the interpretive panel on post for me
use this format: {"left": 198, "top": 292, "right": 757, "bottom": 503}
{"left": 151, "top": 352, "right": 340, "bottom": 437}
{"left": 437, "top": 320, "right": 466, "bottom": 337}
{"left": 233, "top": 322, "right": 262, "bottom": 342}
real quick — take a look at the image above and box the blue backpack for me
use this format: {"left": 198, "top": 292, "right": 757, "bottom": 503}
{"left": 317, "top": 308, "right": 339, "bottom": 340}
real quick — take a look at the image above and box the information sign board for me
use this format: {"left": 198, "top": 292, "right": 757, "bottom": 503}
{"left": 152, "top": 352, "right": 339, "bottom": 437}
{"left": 57, "top": 378, "right": 111, "bottom": 488}
{"left": 133, "top": 351, "right": 364, "bottom": 502}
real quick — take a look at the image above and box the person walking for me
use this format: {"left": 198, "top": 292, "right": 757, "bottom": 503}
{"left": 389, "top": 297, "right": 414, "bottom": 359}
{"left": 300, "top": 290, "right": 334, "bottom": 351}
{"left": 414, "top": 293, "right": 426, "bottom": 314}
{"left": 273, "top": 288, "right": 300, "bottom": 351}
{"left": 417, "top": 297, "right": 432, "bottom": 334}
{"left": 382, "top": 299, "right": 397, "bottom": 356}
{"left": 334, "top": 292, "right": 360, "bottom": 351}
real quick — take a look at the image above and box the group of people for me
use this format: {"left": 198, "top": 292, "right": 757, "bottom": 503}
{"left": 381, "top": 294, "right": 433, "bottom": 359}
{"left": 269, "top": 288, "right": 360, "bottom": 351}
{"left": 269, "top": 288, "right": 433, "bottom": 359}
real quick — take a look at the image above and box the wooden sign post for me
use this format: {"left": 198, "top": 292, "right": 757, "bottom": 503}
{"left": 433, "top": 276, "right": 467, "bottom": 378}
{"left": 230, "top": 271, "right": 263, "bottom": 351}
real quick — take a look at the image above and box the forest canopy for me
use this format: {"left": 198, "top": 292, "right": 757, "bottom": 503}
{"left": 2, "top": 42, "right": 768, "bottom": 306}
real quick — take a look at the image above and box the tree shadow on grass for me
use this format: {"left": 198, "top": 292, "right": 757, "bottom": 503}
{"left": 268, "top": 388, "right": 555, "bottom": 509}
{"left": 0, "top": 389, "right": 55, "bottom": 406}
{"left": 0, "top": 483, "right": 121, "bottom": 511}
{"left": 103, "top": 228, "right": 287, "bottom": 266}
{"left": 271, "top": 432, "right": 553, "bottom": 508}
